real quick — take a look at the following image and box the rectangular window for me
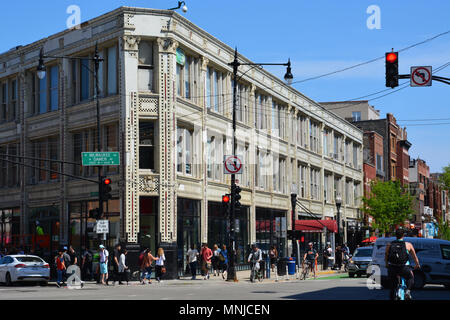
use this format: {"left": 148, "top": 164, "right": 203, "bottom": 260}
{"left": 39, "top": 75, "right": 47, "bottom": 114}
{"left": 80, "top": 58, "right": 90, "bottom": 101}
{"left": 49, "top": 66, "right": 58, "bottom": 111}
{"left": 177, "top": 126, "right": 193, "bottom": 175}
{"left": 0, "top": 146, "right": 6, "bottom": 187}
{"left": 352, "top": 111, "right": 361, "bottom": 122}
{"left": 207, "top": 135, "right": 214, "bottom": 179}
{"left": 73, "top": 133, "right": 82, "bottom": 177}
{"left": 184, "top": 56, "right": 191, "bottom": 100}
{"left": 139, "top": 121, "right": 156, "bottom": 170}
{"left": 213, "top": 70, "right": 219, "bottom": 112}
{"left": 298, "top": 163, "right": 307, "bottom": 198}
{"left": 8, "top": 80, "right": 17, "bottom": 121}
{"left": 107, "top": 46, "right": 118, "bottom": 95}
{"left": 7, "top": 144, "right": 18, "bottom": 187}
{"left": 353, "top": 144, "right": 358, "bottom": 168}
{"left": 49, "top": 137, "right": 59, "bottom": 180}
{"left": 0, "top": 83, "right": 7, "bottom": 121}
{"left": 206, "top": 68, "right": 211, "bottom": 109}
{"left": 71, "top": 60, "right": 77, "bottom": 104}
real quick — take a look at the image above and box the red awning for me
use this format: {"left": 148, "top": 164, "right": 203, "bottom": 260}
{"left": 294, "top": 220, "right": 337, "bottom": 233}
{"left": 362, "top": 236, "right": 377, "bottom": 243}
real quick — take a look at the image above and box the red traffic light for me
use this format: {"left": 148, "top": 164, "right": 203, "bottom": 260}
{"left": 222, "top": 195, "right": 230, "bottom": 203}
{"left": 386, "top": 52, "right": 398, "bottom": 63}
{"left": 103, "top": 178, "right": 111, "bottom": 185}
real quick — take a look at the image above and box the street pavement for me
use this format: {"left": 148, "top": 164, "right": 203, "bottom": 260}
{"left": 1, "top": 269, "right": 450, "bottom": 300}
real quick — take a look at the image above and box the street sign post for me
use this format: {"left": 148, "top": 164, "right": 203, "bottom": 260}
{"left": 224, "top": 155, "right": 243, "bottom": 174}
{"left": 410, "top": 66, "right": 432, "bottom": 87}
{"left": 82, "top": 152, "right": 120, "bottom": 166}
{"left": 96, "top": 220, "right": 109, "bottom": 234}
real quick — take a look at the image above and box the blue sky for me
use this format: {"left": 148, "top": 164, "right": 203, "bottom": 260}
{"left": 1, "top": 0, "right": 449, "bottom": 172}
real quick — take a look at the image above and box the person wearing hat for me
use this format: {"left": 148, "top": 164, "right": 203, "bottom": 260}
{"left": 98, "top": 245, "right": 109, "bottom": 285}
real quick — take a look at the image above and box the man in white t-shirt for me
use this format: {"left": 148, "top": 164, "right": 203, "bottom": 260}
{"left": 186, "top": 244, "right": 199, "bottom": 280}
{"left": 99, "top": 245, "right": 109, "bottom": 285}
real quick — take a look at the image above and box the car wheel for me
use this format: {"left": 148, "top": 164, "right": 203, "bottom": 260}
{"left": 413, "top": 271, "right": 425, "bottom": 289}
{"left": 5, "top": 273, "right": 13, "bottom": 287}
{"left": 348, "top": 273, "right": 355, "bottom": 278}
{"left": 357, "top": 273, "right": 362, "bottom": 278}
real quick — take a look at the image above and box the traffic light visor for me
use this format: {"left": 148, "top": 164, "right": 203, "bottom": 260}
{"left": 386, "top": 52, "right": 397, "bottom": 63}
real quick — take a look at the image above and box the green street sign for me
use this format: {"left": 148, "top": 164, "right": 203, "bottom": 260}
{"left": 82, "top": 152, "right": 120, "bottom": 166}
{"left": 90, "top": 192, "right": 99, "bottom": 197}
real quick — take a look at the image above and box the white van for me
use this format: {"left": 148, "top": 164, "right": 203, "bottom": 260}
{"left": 368, "top": 237, "right": 450, "bottom": 289}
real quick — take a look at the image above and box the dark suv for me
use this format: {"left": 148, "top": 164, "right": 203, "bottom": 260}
{"left": 348, "top": 246, "right": 373, "bottom": 278}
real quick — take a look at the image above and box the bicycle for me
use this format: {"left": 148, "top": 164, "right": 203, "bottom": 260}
{"left": 394, "top": 275, "right": 409, "bottom": 300}
{"left": 301, "top": 261, "right": 313, "bottom": 280}
{"left": 250, "top": 261, "right": 263, "bottom": 283}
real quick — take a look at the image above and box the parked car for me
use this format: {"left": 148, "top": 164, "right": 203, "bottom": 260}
{"left": 0, "top": 255, "right": 50, "bottom": 286}
{"left": 348, "top": 246, "right": 373, "bottom": 278}
{"left": 367, "top": 237, "right": 450, "bottom": 289}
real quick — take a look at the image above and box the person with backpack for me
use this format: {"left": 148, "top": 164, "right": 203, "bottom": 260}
{"left": 219, "top": 244, "right": 228, "bottom": 280}
{"left": 98, "top": 245, "right": 109, "bottom": 285}
{"left": 212, "top": 244, "right": 221, "bottom": 277}
{"left": 55, "top": 248, "right": 66, "bottom": 288}
{"left": 140, "top": 248, "right": 159, "bottom": 284}
{"left": 81, "top": 247, "right": 93, "bottom": 281}
{"left": 118, "top": 248, "right": 129, "bottom": 285}
{"left": 385, "top": 228, "right": 421, "bottom": 300}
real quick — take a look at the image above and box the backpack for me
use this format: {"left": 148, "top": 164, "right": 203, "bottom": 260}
{"left": 388, "top": 240, "right": 409, "bottom": 266}
{"left": 138, "top": 252, "right": 145, "bottom": 267}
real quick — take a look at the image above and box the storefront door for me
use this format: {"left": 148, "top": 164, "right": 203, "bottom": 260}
{"left": 140, "top": 197, "right": 158, "bottom": 255}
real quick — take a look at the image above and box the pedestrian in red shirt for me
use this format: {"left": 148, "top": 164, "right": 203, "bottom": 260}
{"left": 200, "top": 243, "right": 213, "bottom": 280}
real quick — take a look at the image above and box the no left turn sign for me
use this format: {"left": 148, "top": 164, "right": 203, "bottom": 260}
{"left": 411, "top": 66, "right": 432, "bottom": 87}
{"left": 224, "top": 155, "right": 243, "bottom": 174}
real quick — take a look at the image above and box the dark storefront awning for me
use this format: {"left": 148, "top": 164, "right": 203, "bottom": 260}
{"left": 295, "top": 220, "right": 337, "bottom": 233}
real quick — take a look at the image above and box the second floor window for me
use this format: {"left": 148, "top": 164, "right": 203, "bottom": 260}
{"left": 0, "top": 143, "right": 19, "bottom": 188}
{"left": 177, "top": 126, "right": 193, "bottom": 175}
{"left": 139, "top": 121, "right": 157, "bottom": 171}
{"left": 138, "top": 41, "right": 153, "bottom": 92}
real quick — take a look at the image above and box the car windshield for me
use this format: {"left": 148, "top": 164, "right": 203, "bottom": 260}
{"left": 15, "top": 257, "right": 44, "bottom": 263}
{"left": 354, "top": 248, "right": 373, "bottom": 257}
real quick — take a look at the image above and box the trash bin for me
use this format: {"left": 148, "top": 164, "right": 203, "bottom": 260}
{"left": 277, "top": 258, "right": 287, "bottom": 276}
{"left": 287, "top": 257, "right": 296, "bottom": 275}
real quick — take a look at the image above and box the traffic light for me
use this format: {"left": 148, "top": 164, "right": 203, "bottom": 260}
{"left": 222, "top": 193, "right": 231, "bottom": 216}
{"left": 385, "top": 51, "right": 399, "bottom": 88}
{"left": 234, "top": 185, "right": 242, "bottom": 210}
{"left": 89, "top": 208, "right": 101, "bottom": 220}
{"left": 99, "top": 177, "right": 112, "bottom": 201}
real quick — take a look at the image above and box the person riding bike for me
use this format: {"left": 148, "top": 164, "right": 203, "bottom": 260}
{"left": 385, "top": 228, "right": 421, "bottom": 300}
{"left": 303, "top": 242, "right": 319, "bottom": 279}
{"left": 248, "top": 244, "right": 263, "bottom": 280}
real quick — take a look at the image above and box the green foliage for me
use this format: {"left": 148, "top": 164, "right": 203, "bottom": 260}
{"left": 361, "top": 180, "right": 413, "bottom": 235}
{"left": 440, "top": 164, "right": 450, "bottom": 191}
{"left": 437, "top": 217, "right": 450, "bottom": 241}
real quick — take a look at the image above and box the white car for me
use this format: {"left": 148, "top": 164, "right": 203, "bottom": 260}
{"left": 0, "top": 255, "right": 50, "bottom": 286}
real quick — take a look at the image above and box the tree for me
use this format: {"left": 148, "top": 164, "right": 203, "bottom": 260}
{"left": 439, "top": 164, "right": 450, "bottom": 191}
{"left": 437, "top": 217, "right": 450, "bottom": 241}
{"left": 361, "top": 180, "right": 413, "bottom": 236}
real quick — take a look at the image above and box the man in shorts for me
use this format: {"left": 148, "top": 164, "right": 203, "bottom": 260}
{"left": 303, "top": 242, "right": 319, "bottom": 279}
{"left": 99, "top": 244, "right": 109, "bottom": 285}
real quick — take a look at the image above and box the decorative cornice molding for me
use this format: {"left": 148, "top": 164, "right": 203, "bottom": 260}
{"left": 157, "top": 37, "right": 179, "bottom": 54}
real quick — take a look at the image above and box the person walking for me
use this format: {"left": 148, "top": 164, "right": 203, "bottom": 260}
{"left": 186, "top": 244, "right": 199, "bottom": 280}
{"left": 200, "top": 243, "right": 213, "bottom": 280}
{"left": 335, "top": 245, "right": 343, "bottom": 270}
{"left": 68, "top": 245, "right": 78, "bottom": 266}
{"left": 55, "top": 249, "right": 66, "bottom": 288}
{"left": 219, "top": 244, "right": 228, "bottom": 280}
{"left": 269, "top": 245, "right": 278, "bottom": 272}
{"left": 98, "top": 244, "right": 109, "bottom": 285}
{"left": 109, "top": 243, "right": 122, "bottom": 285}
{"left": 155, "top": 247, "right": 166, "bottom": 283}
{"left": 118, "top": 248, "right": 129, "bottom": 285}
{"left": 140, "top": 249, "right": 158, "bottom": 284}
{"left": 81, "top": 247, "right": 93, "bottom": 281}
{"left": 212, "top": 244, "right": 221, "bottom": 277}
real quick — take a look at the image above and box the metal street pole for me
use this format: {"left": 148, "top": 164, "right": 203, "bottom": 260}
{"left": 291, "top": 193, "right": 297, "bottom": 264}
{"left": 227, "top": 48, "right": 239, "bottom": 282}
{"left": 94, "top": 44, "right": 104, "bottom": 221}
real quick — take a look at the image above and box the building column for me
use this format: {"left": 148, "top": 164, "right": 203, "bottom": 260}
{"left": 249, "top": 84, "right": 256, "bottom": 245}
{"left": 120, "top": 34, "right": 140, "bottom": 244}
{"left": 157, "top": 37, "right": 179, "bottom": 278}
{"left": 200, "top": 56, "right": 209, "bottom": 244}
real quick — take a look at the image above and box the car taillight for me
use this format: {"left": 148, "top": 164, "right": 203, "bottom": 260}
{"left": 15, "top": 264, "right": 26, "bottom": 268}
{"left": 42, "top": 264, "right": 50, "bottom": 268}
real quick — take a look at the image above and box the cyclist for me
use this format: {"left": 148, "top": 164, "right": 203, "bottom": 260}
{"left": 248, "top": 244, "right": 263, "bottom": 281}
{"left": 385, "top": 228, "right": 421, "bottom": 300}
{"left": 303, "top": 242, "right": 319, "bottom": 279}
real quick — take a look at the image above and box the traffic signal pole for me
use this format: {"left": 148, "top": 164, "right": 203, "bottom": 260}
{"left": 94, "top": 44, "right": 104, "bottom": 220}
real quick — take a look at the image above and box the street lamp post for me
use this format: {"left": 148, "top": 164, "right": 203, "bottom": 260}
{"left": 226, "top": 48, "right": 293, "bottom": 282}
{"left": 335, "top": 195, "right": 342, "bottom": 246}
{"left": 38, "top": 44, "right": 104, "bottom": 244}
{"left": 291, "top": 183, "right": 298, "bottom": 265}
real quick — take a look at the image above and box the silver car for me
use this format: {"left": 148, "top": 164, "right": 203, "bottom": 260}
{"left": 0, "top": 255, "right": 50, "bottom": 286}
{"left": 348, "top": 246, "right": 373, "bottom": 278}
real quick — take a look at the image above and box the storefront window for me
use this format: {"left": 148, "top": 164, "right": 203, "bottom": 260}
{"left": 177, "top": 198, "right": 200, "bottom": 274}
{"left": 256, "top": 208, "right": 287, "bottom": 258}
{"left": 140, "top": 197, "right": 158, "bottom": 255}
{"left": 208, "top": 202, "right": 249, "bottom": 265}
{"left": 28, "top": 206, "right": 60, "bottom": 262}
{"left": 0, "top": 208, "right": 20, "bottom": 249}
